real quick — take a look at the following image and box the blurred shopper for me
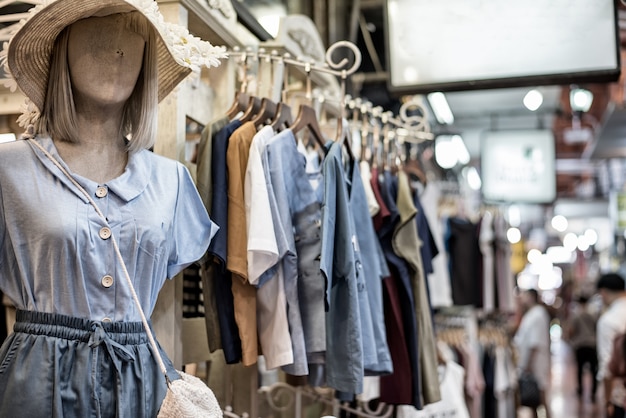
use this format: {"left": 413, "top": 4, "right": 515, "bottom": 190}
{"left": 596, "top": 273, "right": 626, "bottom": 418}
{"left": 514, "top": 288, "right": 552, "bottom": 418}
{"left": 565, "top": 295, "right": 598, "bottom": 402}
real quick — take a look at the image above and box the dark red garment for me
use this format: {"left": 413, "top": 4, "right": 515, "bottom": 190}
{"left": 369, "top": 166, "right": 390, "bottom": 231}
{"left": 380, "top": 272, "right": 412, "bottom": 405}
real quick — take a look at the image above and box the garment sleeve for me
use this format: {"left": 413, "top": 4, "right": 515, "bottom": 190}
{"left": 167, "top": 163, "right": 219, "bottom": 278}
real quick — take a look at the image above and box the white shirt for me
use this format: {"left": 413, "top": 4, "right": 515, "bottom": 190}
{"left": 596, "top": 296, "right": 626, "bottom": 405}
{"left": 245, "top": 126, "right": 293, "bottom": 369}
{"left": 244, "top": 126, "right": 279, "bottom": 284}
{"left": 513, "top": 304, "right": 551, "bottom": 389}
{"left": 420, "top": 182, "right": 453, "bottom": 307}
{"left": 396, "top": 361, "right": 470, "bottom": 418}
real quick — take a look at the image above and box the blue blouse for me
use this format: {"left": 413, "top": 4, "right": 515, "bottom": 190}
{"left": 0, "top": 136, "right": 217, "bottom": 322}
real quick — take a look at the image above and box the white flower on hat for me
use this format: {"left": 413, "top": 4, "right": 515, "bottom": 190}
{"left": 16, "top": 98, "right": 40, "bottom": 136}
{"left": 125, "top": 0, "right": 227, "bottom": 72}
{"left": 0, "top": 42, "right": 18, "bottom": 93}
{"left": 2, "top": 0, "right": 228, "bottom": 130}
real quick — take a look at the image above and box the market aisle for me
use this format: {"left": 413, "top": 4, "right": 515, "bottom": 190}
{"left": 518, "top": 334, "right": 601, "bottom": 418}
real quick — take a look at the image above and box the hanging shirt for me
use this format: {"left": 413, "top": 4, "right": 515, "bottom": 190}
{"left": 380, "top": 270, "right": 413, "bottom": 405}
{"left": 419, "top": 182, "right": 452, "bottom": 308}
{"left": 360, "top": 161, "right": 380, "bottom": 216}
{"left": 394, "top": 171, "right": 441, "bottom": 406}
{"left": 195, "top": 116, "right": 229, "bottom": 353}
{"left": 396, "top": 361, "right": 470, "bottom": 418}
{"left": 245, "top": 126, "right": 292, "bottom": 370}
{"left": 0, "top": 135, "right": 217, "bottom": 321}
{"left": 411, "top": 186, "right": 439, "bottom": 282}
{"left": 263, "top": 129, "right": 323, "bottom": 376}
{"left": 479, "top": 211, "right": 496, "bottom": 312}
{"left": 195, "top": 117, "right": 229, "bottom": 350}
{"left": 446, "top": 217, "right": 482, "bottom": 307}
{"left": 207, "top": 120, "right": 243, "bottom": 364}
{"left": 226, "top": 121, "right": 258, "bottom": 366}
{"left": 320, "top": 141, "right": 363, "bottom": 395}
{"left": 377, "top": 170, "right": 422, "bottom": 409}
{"left": 349, "top": 160, "right": 392, "bottom": 375}
{"left": 244, "top": 126, "right": 279, "bottom": 284}
{"left": 494, "top": 213, "right": 515, "bottom": 312}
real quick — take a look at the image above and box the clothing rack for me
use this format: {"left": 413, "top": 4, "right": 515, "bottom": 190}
{"left": 213, "top": 41, "right": 436, "bottom": 418}
{"left": 226, "top": 41, "right": 434, "bottom": 150}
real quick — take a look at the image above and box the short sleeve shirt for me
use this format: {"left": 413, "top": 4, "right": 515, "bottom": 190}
{"left": 0, "top": 136, "right": 217, "bottom": 322}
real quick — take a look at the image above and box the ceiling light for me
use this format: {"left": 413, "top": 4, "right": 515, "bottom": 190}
{"left": 523, "top": 89, "right": 543, "bottom": 111}
{"left": 507, "top": 227, "right": 521, "bottom": 244}
{"left": 451, "top": 135, "right": 470, "bottom": 164}
{"left": 527, "top": 248, "right": 542, "bottom": 264}
{"left": 463, "top": 166, "right": 482, "bottom": 190}
{"left": 584, "top": 229, "right": 598, "bottom": 246}
{"left": 435, "top": 134, "right": 470, "bottom": 169}
{"left": 563, "top": 232, "right": 578, "bottom": 252}
{"left": 508, "top": 205, "right": 521, "bottom": 227}
{"left": 427, "top": 92, "right": 454, "bottom": 125}
{"left": 551, "top": 215, "right": 568, "bottom": 232}
{"left": 434, "top": 136, "right": 457, "bottom": 169}
{"left": 569, "top": 88, "right": 593, "bottom": 112}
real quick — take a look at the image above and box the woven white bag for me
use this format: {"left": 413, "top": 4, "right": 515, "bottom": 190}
{"left": 158, "top": 371, "right": 222, "bottom": 418}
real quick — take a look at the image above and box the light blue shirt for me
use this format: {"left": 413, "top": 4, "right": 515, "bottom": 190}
{"left": 320, "top": 141, "right": 363, "bottom": 394}
{"left": 0, "top": 136, "right": 217, "bottom": 322}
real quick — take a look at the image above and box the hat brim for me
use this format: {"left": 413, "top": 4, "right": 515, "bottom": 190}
{"left": 7, "top": 0, "right": 191, "bottom": 111}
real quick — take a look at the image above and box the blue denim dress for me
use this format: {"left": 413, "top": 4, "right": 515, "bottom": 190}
{"left": 0, "top": 136, "right": 217, "bottom": 416}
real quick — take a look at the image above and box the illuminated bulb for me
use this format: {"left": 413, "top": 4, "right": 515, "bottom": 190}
{"left": 507, "top": 227, "right": 521, "bottom": 244}
{"left": 563, "top": 232, "right": 578, "bottom": 252}
{"left": 584, "top": 229, "right": 598, "bottom": 246}
{"left": 551, "top": 215, "right": 568, "bottom": 232}
{"left": 523, "top": 89, "right": 543, "bottom": 111}
{"left": 527, "top": 248, "right": 542, "bottom": 264}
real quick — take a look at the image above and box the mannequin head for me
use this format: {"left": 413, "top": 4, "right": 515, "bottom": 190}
{"left": 39, "top": 11, "right": 158, "bottom": 152}
{"left": 5, "top": 0, "right": 226, "bottom": 148}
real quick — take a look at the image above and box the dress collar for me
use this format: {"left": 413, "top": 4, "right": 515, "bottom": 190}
{"left": 27, "top": 135, "right": 150, "bottom": 203}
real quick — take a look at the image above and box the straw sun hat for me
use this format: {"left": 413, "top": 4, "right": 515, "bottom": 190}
{"left": 0, "top": 0, "right": 227, "bottom": 126}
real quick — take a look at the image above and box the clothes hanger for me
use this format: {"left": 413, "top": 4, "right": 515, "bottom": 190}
{"left": 289, "top": 62, "right": 328, "bottom": 153}
{"left": 270, "top": 55, "right": 293, "bottom": 131}
{"left": 247, "top": 49, "right": 278, "bottom": 128}
{"left": 334, "top": 68, "right": 355, "bottom": 164}
{"left": 403, "top": 143, "right": 428, "bottom": 185}
{"left": 271, "top": 102, "right": 293, "bottom": 132}
{"left": 238, "top": 96, "right": 262, "bottom": 123}
{"left": 290, "top": 104, "right": 327, "bottom": 151}
{"left": 250, "top": 97, "right": 277, "bottom": 127}
{"left": 226, "top": 50, "right": 251, "bottom": 120}
{"left": 226, "top": 91, "right": 250, "bottom": 120}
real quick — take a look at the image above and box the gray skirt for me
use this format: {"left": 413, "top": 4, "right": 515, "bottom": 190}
{"left": 0, "top": 310, "right": 178, "bottom": 418}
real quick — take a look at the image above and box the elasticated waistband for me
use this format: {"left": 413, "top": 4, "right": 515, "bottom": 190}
{"left": 14, "top": 310, "right": 150, "bottom": 345}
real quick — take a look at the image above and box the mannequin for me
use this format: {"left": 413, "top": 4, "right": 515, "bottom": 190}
{"left": 0, "top": 1, "right": 225, "bottom": 416}
{"left": 55, "top": 14, "right": 144, "bottom": 183}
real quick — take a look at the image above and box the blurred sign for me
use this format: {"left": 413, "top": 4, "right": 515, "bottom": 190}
{"left": 386, "top": 0, "right": 620, "bottom": 93}
{"left": 481, "top": 130, "right": 556, "bottom": 203}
